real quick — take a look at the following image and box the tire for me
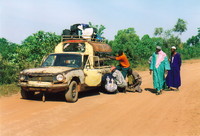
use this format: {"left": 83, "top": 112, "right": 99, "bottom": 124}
{"left": 65, "top": 81, "right": 79, "bottom": 102}
{"left": 21, "top": 89, "right": 35, "bottom": 99}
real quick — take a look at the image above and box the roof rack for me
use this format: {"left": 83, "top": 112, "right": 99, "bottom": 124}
{"left": 61, "top": 35, "right": 106, "bottom": 43}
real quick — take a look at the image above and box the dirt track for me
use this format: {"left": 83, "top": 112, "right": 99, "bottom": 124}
{"left": 1, "top": 60, "right": 200, "bottom": 136}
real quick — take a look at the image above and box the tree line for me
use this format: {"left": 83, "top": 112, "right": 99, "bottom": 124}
{"left": 0, "top": 18, "right": 200, "bottom": 85}
{"left": 109, "top": 19, "right": 200, "bottom": 67}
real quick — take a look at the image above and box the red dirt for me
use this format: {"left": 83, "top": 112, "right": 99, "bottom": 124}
{"left": 1, "top": 60, "right": 200, "bottom": 136}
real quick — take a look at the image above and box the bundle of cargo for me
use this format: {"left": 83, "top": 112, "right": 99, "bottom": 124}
{"left": 62, "top": 23, "right": 102, "bottom": 41}
{"left": 62, "top": 29, "right": 71, "bottom": 39}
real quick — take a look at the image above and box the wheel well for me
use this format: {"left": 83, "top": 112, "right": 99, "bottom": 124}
{"left": 71, "top": 77, "right": 81, "bottom": 92}
{"left": 71, "top": 77, "right": 81, "bottom": 84}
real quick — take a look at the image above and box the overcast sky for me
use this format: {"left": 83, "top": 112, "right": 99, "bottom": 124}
{"left": 0, "top": 0, "right": 200, "bottom": 44}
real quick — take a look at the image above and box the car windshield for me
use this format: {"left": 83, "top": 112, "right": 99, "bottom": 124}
{"left": 41, "top": 54, "right": 82, "bottom": 68}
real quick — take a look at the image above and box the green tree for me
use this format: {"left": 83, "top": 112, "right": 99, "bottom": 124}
{"left": 0, "top": 59, "right": 19, "bottom": 84}
{"left": 109, "top": 28, "right": 140, "bottom": 67}
{"left": 154, "top": 18, "right": 187, "bottom": 49}
{"left": 17, "top": 31, "right": 61, "bottom": 68}
{"left": 110, "top": 28, "right": 139, "bottom": 51}
{"left": 0, "top": 31, "right": 61, "bottom": 84}
{"left": 173, "top": 18, "right": 187, "bottom": 35}
{"left": 88, "top": 22, "right": 106, "bottom": 36}
{"left": 164, "top": 35, "right": 181, "bottom": 49}
{"left": 154, "top": 27, "right": 164, "bottom": 37}
{"left": 186, "top": 28, "right": 200, "bottom": 46}
{"left": 187, "top": 36, "right": 199, "bottom": 46}
{"left": 0, "top": 38, "right": 20, "bottom": 84}
{"left": 182, "top": 28, "right": 200, "bottom": 59}
{"left": 0, "top": 38, "right": 19, "bottom": 63}
{"left": 110, "top": 28, "right": 165, "bottom": 68}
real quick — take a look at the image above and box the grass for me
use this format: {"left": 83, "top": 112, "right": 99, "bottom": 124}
{"left": 134, "top": 64, "right": 149, "bottom": 71}
{"left": 182, "top": 57, "right": 200, "bottom": 63}
{"left": 0, "top": 83, "right": 20, "bottom": 97}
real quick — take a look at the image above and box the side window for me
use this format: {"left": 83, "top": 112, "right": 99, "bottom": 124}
{"left": 94, "top": 52, "right": 112, "bottom": 67}
{"left": 100, "top": 59, "right": 112, "bottom": 66}
{"left": 63, "top": 43, "right": 85, "bottom": 52}
{"left": 94, "top": 56, "right": 100, "bottom": 68}
{"left": 41, "top": 55, "right": 56, "bottom": 67}
{"left": 84, "top": 56, "right": 100, "bottom": 69}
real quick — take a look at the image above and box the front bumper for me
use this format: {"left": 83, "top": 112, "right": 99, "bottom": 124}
{"left": 19, "top": 81, "right": 68, "bottom": 92}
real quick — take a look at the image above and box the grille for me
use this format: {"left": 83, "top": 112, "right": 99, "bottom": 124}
{"left": 28, "top": 76, "right": 53, "bottom": 82}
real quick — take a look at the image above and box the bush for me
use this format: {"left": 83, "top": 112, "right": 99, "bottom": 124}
{"left": 0, "top": 31, "right": 61, "bottom": 85}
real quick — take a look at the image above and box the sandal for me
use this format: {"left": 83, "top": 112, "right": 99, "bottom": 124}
{"left": 156, "top": 90, "right": 162, "bottom": 95}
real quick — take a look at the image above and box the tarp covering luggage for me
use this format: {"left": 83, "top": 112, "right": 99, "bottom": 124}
{"left": 88, "top": 41, "right": 112, "bottom": 53}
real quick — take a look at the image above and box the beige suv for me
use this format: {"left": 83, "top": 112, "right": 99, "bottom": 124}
{"left": 19, "top": 38, "right": 112, "bottom": 102}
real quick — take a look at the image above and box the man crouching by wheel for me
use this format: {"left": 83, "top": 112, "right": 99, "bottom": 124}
{"left": 126, "top": 68, "right": 143, "bottom": 93}
{"left": 111, "top": 66, "right": 127, "bottom": 93}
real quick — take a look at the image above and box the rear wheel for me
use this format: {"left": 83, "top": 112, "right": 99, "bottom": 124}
{"left": 65, "top": 81, "right": 79, "bottom": 102}
{"left": 21, "top": 89, "right": 35, "bottom": 99}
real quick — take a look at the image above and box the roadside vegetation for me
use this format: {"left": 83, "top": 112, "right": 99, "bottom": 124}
{"left": 0, "top": 84, "right": 20, "bottom": 97}
{"left": 0, "top": 18, "right": 200, "bottom": 96}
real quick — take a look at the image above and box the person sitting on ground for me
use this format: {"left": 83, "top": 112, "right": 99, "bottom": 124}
{"left": 111, "top": 66, "right": 127, "bottom": 93}
{"left": 126, "top": 68, "right": 142, "bottom": 93}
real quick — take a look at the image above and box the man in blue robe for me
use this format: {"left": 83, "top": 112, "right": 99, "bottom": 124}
{"left": 166, "top": 46, "right": 182, "bottom": 90}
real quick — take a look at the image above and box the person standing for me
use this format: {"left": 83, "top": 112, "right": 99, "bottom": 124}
{"left": 166, "top": 46, "right": 182, "bottom": 90}
{"left": 108, "top": 50, "right": 130, "bottom": 78}
{"left": 149, "top": 46, "right": 170, "bottom": 95}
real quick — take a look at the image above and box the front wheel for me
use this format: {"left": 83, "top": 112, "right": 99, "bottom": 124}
{"left": 21, "top": 89, "right": 35, "bottom": 99}
{"left": 65, "top": 81, "right": 79, "bottom": 102}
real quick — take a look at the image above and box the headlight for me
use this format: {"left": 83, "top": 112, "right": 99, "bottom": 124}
{"left": 56, "top": 74, "right": 64, "bottom": 82}
{"left": 19, "top": 75, "right": 26, "bottom": 81}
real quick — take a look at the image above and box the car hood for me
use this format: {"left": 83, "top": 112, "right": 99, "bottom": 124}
{"left": 22, "top": 67, "right": 75, "bottom": 75}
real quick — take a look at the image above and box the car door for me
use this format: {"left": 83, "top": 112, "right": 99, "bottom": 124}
{"left": 83, "top": 56, "right": 103, "bottom": 86}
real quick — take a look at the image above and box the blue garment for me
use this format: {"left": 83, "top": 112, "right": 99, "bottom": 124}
{"left": 166, "top": 53, "right": 182, "bottom": 88}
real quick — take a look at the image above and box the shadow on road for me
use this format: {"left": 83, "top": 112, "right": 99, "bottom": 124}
{"left": 20, "top": 89, "right": 101, "bottom": 102}
{"left": 79, "top": 89, "right": 101, "bottom": 99}
{"left": 145, "top": 88, "right": 157, "bottom": 94}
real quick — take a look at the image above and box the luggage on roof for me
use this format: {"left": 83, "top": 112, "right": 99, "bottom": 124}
{"left": 62, "top": 23, "right": 103, "bottom": 41}
{"left": 70, "top": 24, "right": 81, "bottom": 32}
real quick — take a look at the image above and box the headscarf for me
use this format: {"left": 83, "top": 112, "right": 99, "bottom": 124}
{"left": 156, "top": 50, "right": 166, "bottom": 68}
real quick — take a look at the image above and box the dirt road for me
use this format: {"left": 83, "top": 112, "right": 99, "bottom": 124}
{"left": 1, "top": 60, "right": 200, "bottom": 136}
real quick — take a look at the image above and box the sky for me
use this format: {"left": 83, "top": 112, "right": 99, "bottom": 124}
{"left": 0, "top": 0, "right": 200, "bottom": 44}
